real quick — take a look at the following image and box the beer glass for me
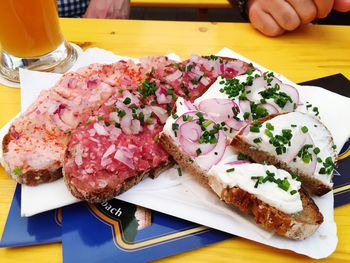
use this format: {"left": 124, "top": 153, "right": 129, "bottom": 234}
{"left": 0, "top": 0, "right": 78, "bottom": 83}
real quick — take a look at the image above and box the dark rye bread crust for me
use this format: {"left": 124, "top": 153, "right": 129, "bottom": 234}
{"left": 159, "top": 131, "right": 323, "bottom": 239}
{"left": 63, "top": 158, "right": 174, "bottom": 204}
{"left": 2, "top": 132, "right": 63, "bottom": 186}
{"left": 231, "top": 113, "right": 333, "bottom": 196}
{"left": 209, "top": 175, "right": 323, "bottom": 240}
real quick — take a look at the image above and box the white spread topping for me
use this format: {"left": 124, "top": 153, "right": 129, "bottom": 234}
{"left": 244, "top": 112, "right": 335, "bottom": 186}
{"left": 209, "top": 163, "right": 303, "bottom": 214}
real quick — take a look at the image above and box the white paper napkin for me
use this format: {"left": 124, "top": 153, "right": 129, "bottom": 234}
{"left": 1, "top": 47, "right": 349, "bottom": 258}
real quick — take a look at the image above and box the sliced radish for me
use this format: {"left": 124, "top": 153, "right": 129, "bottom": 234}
{"left": 175, "top": 110, "right": 206, "bottom": 126}
{"left": 226, "top": 160, "right": 251, "bottom": 165}
{"left": 184, "top": 100, "right": 197, "bottom": 111}
{"left": 226, "top": 118, "right": 248, "bottom": 131}
{"left": 270, "top": 78, "right": 300, "bottom": 105}
{"left": 245, "top": 76, "right": 265, "bottom": 102}
{"left": 239, "top": 100, "right": 251, "bottom": 116}
{"left": 301, "top": 134, "right": 317, "bottom": 175}
{"left": 282, "top": 130, "right": 306, "bottom": 163}
{"left": 197, "top": 98, "right": 238, "bottom": 123}
{"left": 178, "top": 120, "right": 215, "bottom": 156}
{"left": 241, "top": 122, "right": 251, "bottom": 136}
{"left": 289, "top": 133, "right": 317, "bottom": 175}
{"left": 259, "top": 103, "right": 279, "bottom": 114}
{"left": 196, "top": 130, "right": 227, "bottom": 171}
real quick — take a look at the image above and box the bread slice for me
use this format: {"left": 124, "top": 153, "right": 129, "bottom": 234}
{"left": 209, "top": 176, "right": 323, "bottom": 240}
{"left": 64, "top": 160, "right": 174, "bottom": 203}
{"left": 159, "top": 131, "right": 324, "bottom": 240}
{"left": 231, "top": 112, "right": 336, "bottom": 196}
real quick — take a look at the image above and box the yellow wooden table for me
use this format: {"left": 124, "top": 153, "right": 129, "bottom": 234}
{"left": 130, "top": 0, "right": 232, "bottom": 8}
{"left": 0, "top": 19, "right": 350, "bottom": 262}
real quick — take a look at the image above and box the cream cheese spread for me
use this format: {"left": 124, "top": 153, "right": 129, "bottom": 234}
{"left": 209, "top": 163, "right": 303, "bottom": 214}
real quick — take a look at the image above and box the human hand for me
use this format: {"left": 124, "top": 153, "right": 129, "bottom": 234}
{"left": 84, "top": 0, "right": 130, "bottom": 19}
{"left": 333, "top": 0, "right": 350, "bottom": 11}
{"left": 247, "top": 0, "right": 334, "bottom": 37}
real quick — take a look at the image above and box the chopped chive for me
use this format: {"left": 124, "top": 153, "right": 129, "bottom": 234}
{"left": 177, "top": 167, "right": 183, "bottom": 176}
{"left": 196, "top": 148, "right": 202, "bottom": 156}
{"left": 253, "top": 137, "right": 262, "bottom": 144}
{"left": 243, "top": 112, "right": 250, "bottom": 120}
{"left": 13, "top": 167, "right": 22, "bottom": 176}
{"left": 278, "top": 178, "right": 290, "bottom": 191}
{"left": 153, "top": 135, "right": 160, "bottom": 142}
{"left": 118, "top": 110, "right": 126, "bottom": 118}
{"left": 264, "top": 129, "right": 273, "bottom": 138}
{"left": 250, "top": 126, "right": 260, "bottom": 133}
{"left": 97, "top": 116, "right": 104, "bottom": 121}
{"left": 266, "top": 123, "right": 274, "bottom": 131}
{"left": 317, "top": 157, "right": 323, "bottom": 163}
{"left": 290, "top": 190, "right": 297, "bottom": 195}
{"left": 172, "top": 123, "right": 179, "bottom": 131}
{"left": 202, "top": 120, "right": 212, "bottom": 128}
{"left": 313, "top": 147, "right": 320, "bottom": 154}
{"left": 146, "top": 117, "right": 154, "bottom": 125}
{"left": 85, "top": 119, "right": 92, "bottom": 125}
{"left": 104, "top": 121, "right": 110, "bottom": 127}
{"left": 301, "top": 126, "right": 308, "bottom": 133}
{"left": 291, "top": 124, "right": 297, "bottom": 128}
{"left": 332, "top": 145, "right": 337, "bottom": 150}
{"left": 172, "top": 114, "right": 178, "bottom": 119}
{"left": 123, "top": 97, "right": 131, "bottom": 105}
{"left": 226, "top": 168, "right": 235, "bottom": 173}
{"left": 237, "top": 153, "right": 248, "bottom": 160}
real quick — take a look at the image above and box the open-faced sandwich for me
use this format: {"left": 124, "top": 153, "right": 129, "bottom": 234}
{"left": 1, "top": 54, "right": 253, "bottom": 202}
{"left": 159, "top": 69, "right": 336, "bottom": 239}
{"left": 231, "top": 112, "right": 337, "bottom": 196}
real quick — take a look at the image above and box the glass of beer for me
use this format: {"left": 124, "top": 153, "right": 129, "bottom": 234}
{"left": 0, "top": 0, "right": 78, "bottom": 83}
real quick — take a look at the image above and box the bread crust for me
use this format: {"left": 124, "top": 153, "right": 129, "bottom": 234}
{"left": 159, "top": 131, "right": 324, "bottom": 240}
{"left": 231, "top": 113, "right": 334, "bottom": 196}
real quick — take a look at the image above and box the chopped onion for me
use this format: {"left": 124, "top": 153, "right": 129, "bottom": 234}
{"left": 130, "top": 119, "right": 142, "bottom": 134}
{"left": 150, "top": 106, "right": 168, "bottom": 124}
{"left": 120, "top": 114, "right": 132, "bottom": 134}
{"left": 74, "top": 144, "right": 83, "bottom": 166}
{"left": 94, "top": 123, "right": 109, "bottom": 136}
{"left": 165, "top": 69, "right": 182, "bottom": 82}
{"left": 114, "top": 147, "right": 135, "bottom": 169}
{"left": 101, "top": 144, "right": 116, "bottom": 160}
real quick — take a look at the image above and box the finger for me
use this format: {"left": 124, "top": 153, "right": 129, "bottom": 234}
{"left": 313, "top": 0, "right": 334, "bottom": 18}
{"left": 334, "top": 0, "right": 350, "bottom": 12}
{"left": 285, "top": 0, "right": 317, "bottom": 24}
{"left": 248, "top": 4, "right": 285, "bottom": 37}
{"left": 264, "top": 0, "right": 301, "bottom": 31}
